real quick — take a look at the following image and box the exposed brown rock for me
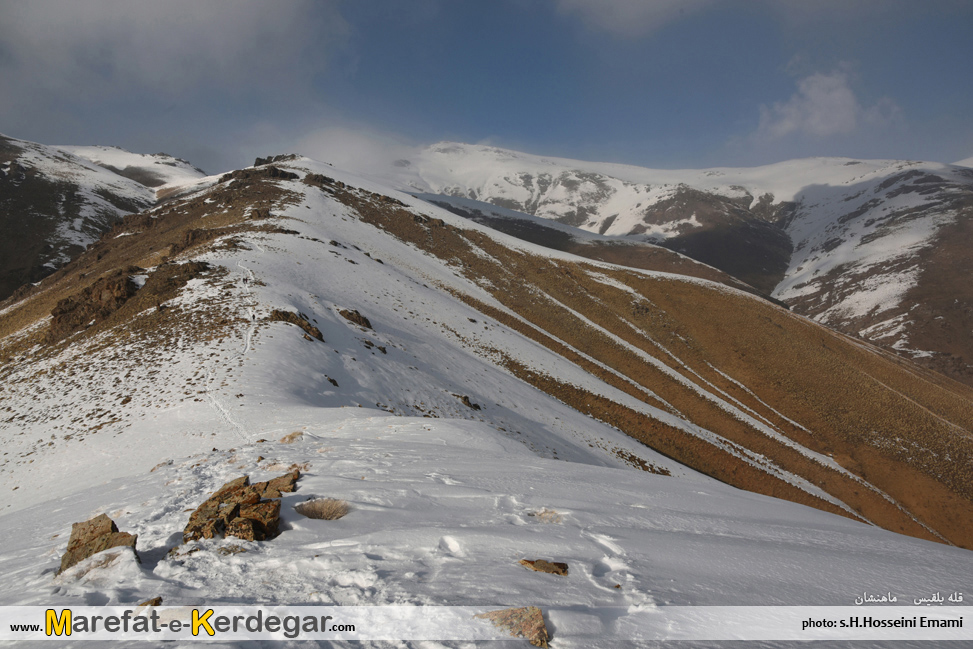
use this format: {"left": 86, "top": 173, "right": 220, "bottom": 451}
{"left": 475, "top": 606, "right": 549, "bottom": 648}
{"left": 169, "top": 228, "right": 228, "bottom": 256}
{"left": 254, "top": 154, "right": 299, "bottom": 166}
{"left": 48, "top": 268, "right": 141, "bottom": 341}
{"left": 137, "top": 597, "right": 163, "bottom": 607}
{"left": 217, "top": 545, "right": 248, "bottom": 556}
{"left": 221, "top": 485, "right": 263, "bottom": 506}
{"left": 226, "top": 517, "right": 260, "bottom": 541}
{"left": 181, "top": 471, "right": 300, "bottom": 544}
{"left": 58, "top": 513, "right": 139, "bottom": 575}
{"left": 339, "top": 308, "right": 372, "bottom": 329}
{"left": 519, "top": 559, "right": 568, "bottom": 576}
{"left": 265, "top": 469, "right": 300, "bottom": 494}
{"left": 211, "top": 476, "right": 249, "bottom": 499}
{"left": 219, "top": 166, "right": 298, "bottom": 184}
{"left": 217, "top": 502, "right": 240, "bottom": 524}
{"left": 454, "top": 394, "right": 481, "bottom": 410}
{"left": 45, "top": 260, "right": 214, "bottom": 345}
{"left": 303, "top": 173, "right": 336, "bottom": 189}
{"left": 239, "top": 500, "right": 281, "bottom": 538}
{"left": 199, "top": 518, "right": 224, "bottom": 540}
{"left": 269, "top": 310, "right": 323, "bottom": 341}
{"left": 137, "top": 261, "right": 211, "bottom": 305}
{"left": 184, "top": 501, "right": 220, "bottom": 542}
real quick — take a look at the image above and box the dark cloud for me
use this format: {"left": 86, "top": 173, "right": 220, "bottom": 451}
{"left": 0, "top": 1, "right": 345, "bottom": 94}
{"left": 0, "top": 0, "right": 347, "bottom": 168}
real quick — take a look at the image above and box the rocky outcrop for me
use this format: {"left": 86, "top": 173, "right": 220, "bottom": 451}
{"left": 254, "top": 154, "right": 299, "bottom": 166}
{"left": 339, "top": 308, "right": 372, "bottom": 330}
{"left": 219, "top": 167, "right": 298, "bottom": 184}
{"left": 46, "top": 261, "right": 212, "bottom": 343}
{"left": 454, "top": 394, "right": 481, "bottom": 411}
{"left": 519, "top": 559, "right": 568, "bottom": 576}
{"left": 302, "top": 173, "right": 338, "bottom": 189}
{"left": 269, "top": 310, "right": 323, "bottom": 341}
{"left": 58, "top": 513, "right": 139, "bottom": 575}
{"left": 48, "top": 268, "right": 142, "bottom": 341}
{"left": 168, "top": 228, "right": 225, "bottom": 256}
{"left": 183, "top": 471, "right": 299, "bottom": 543}
{"left": 475, "top": 606, "right": 550, "bottom": 648}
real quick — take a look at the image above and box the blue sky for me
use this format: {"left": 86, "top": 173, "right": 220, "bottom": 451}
{"left": 1, "top": 0, "right": 971, "bottom": 173}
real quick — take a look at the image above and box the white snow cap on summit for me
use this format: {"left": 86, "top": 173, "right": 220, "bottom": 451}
{"left": 60, "top": 144, "right": 206, "bottom": 188}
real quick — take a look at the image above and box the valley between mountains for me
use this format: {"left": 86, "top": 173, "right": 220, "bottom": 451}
{"left": 0, "top": 141, "right": 971, "bottom": 647}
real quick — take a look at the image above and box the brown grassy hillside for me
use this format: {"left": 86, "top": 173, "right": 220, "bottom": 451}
{"left": 329, "top": 182, "right": 973, "bottom": 549}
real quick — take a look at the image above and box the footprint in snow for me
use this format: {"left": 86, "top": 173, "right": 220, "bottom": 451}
{"left": 582, "top": 529, "right": 654, "bottom": 605}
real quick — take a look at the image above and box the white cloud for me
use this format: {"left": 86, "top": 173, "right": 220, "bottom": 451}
{"left": 292, "top": 126, "right": 422, "bottom": 176}
{"left": 754, "top": 69, "right": 902, "bottom": 141}
{"left": 555, "top": 0, "right": 717, "bottom": 36}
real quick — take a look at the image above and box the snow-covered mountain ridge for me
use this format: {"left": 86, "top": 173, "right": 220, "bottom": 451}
{"left": 0, "top": 135, "right": 207, "bottom": 304}
{"left": 3, "top": 153, "right": 973, "bottom": 645}
{"left": 59, "top": 144, "right": 206, "bottom": 189}
{"left": 0, "top": 135, "right": 156, "bottom": 301}
{"left": 4, "top": 155, "right": 972, "bottom": 541}
{"left": 369, "top": 142, "right": 973, "bottom": 387}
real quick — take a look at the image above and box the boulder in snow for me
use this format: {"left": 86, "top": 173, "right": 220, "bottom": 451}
{"left": 338, "top": 308, "right": 372, "bottom": 329}
{"left": 475, "top": 606, "right": 550, "bottom": 648}
{"left": 519, "top": 559, "right": 568, "bottom": 576}
{"left": 58, "top": 513, "right": 138, "bottom": 575}
{"left": 182, "top": 471, "right": 299, "bottom": 543}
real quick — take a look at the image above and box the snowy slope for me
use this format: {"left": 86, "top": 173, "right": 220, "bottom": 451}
{"left": 954, "top": 156, "right": 973, "bottom": 168}
{"left": 771, "top": 163, "right": 972, "bottom": 344}
{"left": 0, "top": 135, "right": 157, "bottom": 300}
{"left": 2, "top": 155, "right": 972, "bottom": 647}
{"left": 60, "top": 145, "right": 206, "bottom": 191}
{"left": 2, "top": 410, "right": 972, "bottom": 649}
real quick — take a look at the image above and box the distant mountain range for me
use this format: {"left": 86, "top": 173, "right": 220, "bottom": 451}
{"left": 362, "top": 143, "right": 973, "bottom": 387}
